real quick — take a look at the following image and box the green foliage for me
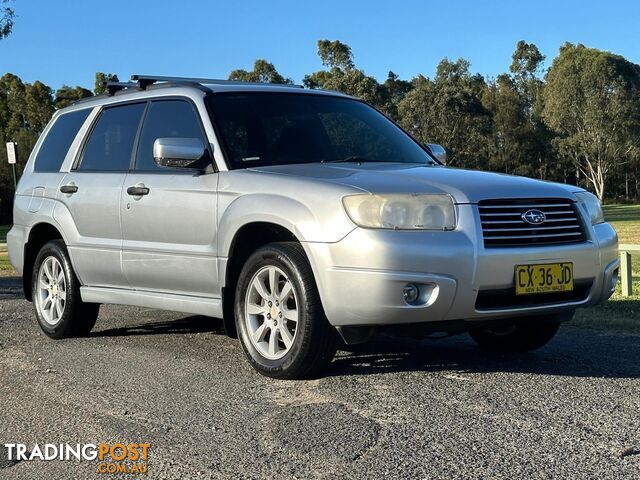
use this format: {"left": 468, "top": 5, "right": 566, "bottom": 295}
{"left": 0, "top": 128, "right": 37, "bottom": 223}
{"left": 303, "top": 40, "right": 386, "bottom": 109}
{"left": 229, "top": 60, "right": 292, "bottom": 84}
{"left": 543, "top": 43, "right": 640, "bottom": 199}
{"left": 398, "top": 59, "right": 492, "bottom": 169}
{"left": 570, "top": 204, "right": 640, "bottom": 334}
{"left": 25, "top": 81, "right": 55, "bottom": 132}
{"left": 94, "top": 72, "right": 119, "bottom": 95}
{"left": 317, "top": 40, "right": 354, "bottom": 70}
{"left": 510, "top": 40, "right": 545, "bottom": 91}
{"left": 0, "top": 73, "right": 28, "bottom": 137}
{"left": 54, "top": 85, "right": 93, "bottom": 109}
{"left": 482, "top": 42, "right": 550, "bottom": 179}
{"left": 0, "top": 0, "right": 14, "bottom": 40}
{"left": 2, "top": 39, "right": 640, "bottom": 225}
{"left": 381, "top": 71, "right": 413, "bottom": 120}
{"left": 324, "top": 69, "right": 385, "bottom": 107}
{"left": 0, "top": 71, "right": 91, "bottom": 222}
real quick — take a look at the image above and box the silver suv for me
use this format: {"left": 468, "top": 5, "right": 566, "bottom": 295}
{"left": 7, "top": 75, "right": 619, "bottom": 378}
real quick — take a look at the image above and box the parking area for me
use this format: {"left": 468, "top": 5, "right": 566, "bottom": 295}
{"left": 1, "top": 277, "right": 640, "bottom": 479}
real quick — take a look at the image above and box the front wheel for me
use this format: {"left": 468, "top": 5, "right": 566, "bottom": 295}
{"left": 235, "top": 242, "right": 337, "bottom": 379}
{"left": 32, "top": 240, "right": 99, "bottom": 339}
{"left": 469, "top": 311, "right": 574, "bottom": 352}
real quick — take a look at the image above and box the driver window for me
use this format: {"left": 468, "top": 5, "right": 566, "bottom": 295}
{"left": 135, "top": 100, "right": 207, "bottom": 171}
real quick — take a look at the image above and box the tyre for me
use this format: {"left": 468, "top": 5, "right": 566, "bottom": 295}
{"left": 469, "top": 311, "right": 573, "bottom": 353}
{"left": 235, "top": 242, "right": 337, "bottom": 379}
{"left": 32, "top": 240, "right": 99, "bottom": 339}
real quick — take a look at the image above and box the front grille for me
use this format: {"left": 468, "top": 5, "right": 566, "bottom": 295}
{"left": 475, "top": 280, "right": 593, "bottom": 310}
{"left": 478, "top": 198, "right": 586, "bottom": 247}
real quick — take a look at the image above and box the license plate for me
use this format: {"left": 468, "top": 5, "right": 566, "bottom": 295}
{"left": 515, "top": 262, "right": 573, "bottom": 295}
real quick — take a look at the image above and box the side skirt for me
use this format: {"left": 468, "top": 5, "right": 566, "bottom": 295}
{"left": 80, "top": 286, "right": 223, "bottom": 318}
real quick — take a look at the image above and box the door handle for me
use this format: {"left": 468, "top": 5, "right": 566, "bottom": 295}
{"left": 60, "top": 184, "right": 78, "bottom": 194}
{"left": 127, "top": 185, "right": 150, "bottom": 196}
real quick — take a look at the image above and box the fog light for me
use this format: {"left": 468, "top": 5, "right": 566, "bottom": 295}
{"left": 403, "top": 283, "right": 420, "bottom": 304}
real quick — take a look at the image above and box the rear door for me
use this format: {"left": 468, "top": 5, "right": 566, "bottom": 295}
{"left": 120, "top": 99, "right": 219, "bottom": 297}
{"left": 27, "top": 108, "right": 92, "bottom": 213}
{"left": 59, "top": 102, "right": 145, "bottom": 288}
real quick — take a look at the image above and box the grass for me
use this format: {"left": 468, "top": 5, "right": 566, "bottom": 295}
{"left": 570, "top": 204, "right": 640, "bottom": 334}
{"left": 0, "top": 253, "right": 12, "bottom": 274}
{"left": 601, "top": 204, "right": 640, "bottom": 246}
{"left": 0, "top": 224, "right": 9, "bottom": 244}
{"left": 0, "top": 224, "right": 13, "bottom": 275}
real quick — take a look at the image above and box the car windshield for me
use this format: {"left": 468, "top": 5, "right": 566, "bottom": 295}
{"left": 206, "top": 92, "right": 438, "bottom": 169}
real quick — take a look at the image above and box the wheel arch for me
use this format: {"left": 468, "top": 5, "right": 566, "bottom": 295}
{"left": 22, "top": 222, "right": 66, "bottom": 301}
{"left": 221, "top": 221, "right": 302, "bottom": 338}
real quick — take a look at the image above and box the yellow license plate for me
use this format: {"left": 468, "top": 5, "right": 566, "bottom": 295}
{"left": 515, "top": 262, "right": 573, "bottom": 295}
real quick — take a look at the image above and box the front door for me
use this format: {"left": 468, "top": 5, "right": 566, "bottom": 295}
{"left": 120, "top": 99, "right": 219, "bottom": 297}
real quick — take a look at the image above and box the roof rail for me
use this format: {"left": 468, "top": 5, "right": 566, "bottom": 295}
{"left": 105, "top": 81, "right": 138, "bottom": 96}
{"left": 130, "top": 74, "right": 304, "bottom": 89}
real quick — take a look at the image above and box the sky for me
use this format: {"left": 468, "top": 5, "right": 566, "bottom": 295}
{"left": 1, "top": 0, "right": 640, "bottom": 90}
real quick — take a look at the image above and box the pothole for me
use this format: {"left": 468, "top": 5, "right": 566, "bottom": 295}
{"left": 262, "top": 402, "right": 380, "bottom": 463}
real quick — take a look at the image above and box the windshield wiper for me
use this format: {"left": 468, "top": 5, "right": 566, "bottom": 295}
{"left": 320, "top": 156, "right": 375, "bottom": 164}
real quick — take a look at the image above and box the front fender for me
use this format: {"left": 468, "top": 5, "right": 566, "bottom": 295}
{"left": 217, "top": 192, "right": 355, "bottom": 257}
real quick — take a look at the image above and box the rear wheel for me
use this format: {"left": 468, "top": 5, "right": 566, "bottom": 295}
{"left": 32, "top": 240, "right": 99, "bottom": 339}
{"left": 469, "top": 311, "right": 573, "bottom": 352}
{"left": 235, "top": 242, "right": 337, "bottom": 379}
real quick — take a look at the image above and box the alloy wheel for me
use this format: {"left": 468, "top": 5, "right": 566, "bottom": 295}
{"left": 36, "top": 256, "right": 66, "bottom": 325}
{"left": 244, "top": 265, "right": 299, "bottom": 360}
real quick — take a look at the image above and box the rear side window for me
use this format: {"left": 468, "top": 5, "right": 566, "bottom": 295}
{"left": 33, "top": 109, "right": 91, "bottom": 172}
{"left": 135, "top": 100, "right": 206, "bottom": 171}
{"left": 78, "top": 103, "right": 145, "bottom": 171}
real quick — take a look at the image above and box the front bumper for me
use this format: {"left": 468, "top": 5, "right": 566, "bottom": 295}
{"left": 304, "top": 205, "right": 619, "bottom": 327}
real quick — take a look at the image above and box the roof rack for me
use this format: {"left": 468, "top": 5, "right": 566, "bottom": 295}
{"left": 105, "top": 81, "right": 138, "bottom": 96}
{"left": 130, "top": 74, "right": 304, "bottom": 89}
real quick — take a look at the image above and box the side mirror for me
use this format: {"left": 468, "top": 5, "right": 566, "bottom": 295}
{"left": 425, "top": 143, "right": 447, "bottom": 164}
{"left": 153, "top": 137, "right": 206, "bottom": 169}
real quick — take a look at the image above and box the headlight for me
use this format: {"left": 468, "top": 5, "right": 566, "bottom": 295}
{"left": 575, "top": 191, "right": 604, "bottom": 224}
{"left": 342, "top": 194, "right": 456, "bottom": 230}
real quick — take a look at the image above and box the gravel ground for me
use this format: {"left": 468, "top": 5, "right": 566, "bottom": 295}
{"left": 1, "top": 276, "right": 639, "bottom": 479}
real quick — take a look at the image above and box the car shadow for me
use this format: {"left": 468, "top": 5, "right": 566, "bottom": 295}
{"left": 8, "top": 272, "right": 638, "bottom": 380}
{"left": 90, "top": 315, "right": 226, "bottom": 337}
{"left": 92, "top": 313, "right": 640, "bottom": 380}
{"left": 0, "top": 275, "right": 23, "bottom": 298}
{"left": 327, "top": 329, "right": 640, "bottom": 380}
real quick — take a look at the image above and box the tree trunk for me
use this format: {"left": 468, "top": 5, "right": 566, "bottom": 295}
{"left": 625, "top": 173, "right": 629, "bottom": 199}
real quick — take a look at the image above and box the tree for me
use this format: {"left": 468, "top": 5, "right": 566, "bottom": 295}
{"left": 317, "top": 39, "right": 354, "bottom": 70}
{"left": 25, "top": 81, "right": 54, "bottom": 133}
{"left": 483, "top": 74, "right": 531, "bottom": 175}
{"left": 303, "top": 39, "right": 356, "bottom": 88}
{"left": 0, "top": 73, "right": 27, "bottom": 137}
{"left": 0, "top": 71, "right": 54, "bottom": 224}
{"left": 94, "top": 72, "right": 120, "bottom": 95}
{"left": 229, "top": 60, "right": 291, "bottom": 84}
{"left": 54, "top": 85, "right": 92, "bottom": 109}
{"left": 304, "top": 39, "right": 385, "bottom": 108}
{"left": 0, "top": 38, "right": 639, "bottom": 206}
{"left": 542, "top": 43, "right": 640, "bottom": 199}
{"left": 398, "top": 59, "right": 492, "bottom": 169}
{"left": 0, "top": 0, "right": 14, "bottom": 40}
{"left": 381, "top": 71, "right": 413, "bottom": 120}
{"left": 510, "top": 41, "right": 545, "bottom": 97}
{"left": 482, "top": 41, "right": 552, "bottom": 179}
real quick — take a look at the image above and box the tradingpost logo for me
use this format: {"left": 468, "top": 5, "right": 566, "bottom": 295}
{"left": 3, "top": 442, "right": 151, "bottom": 474}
